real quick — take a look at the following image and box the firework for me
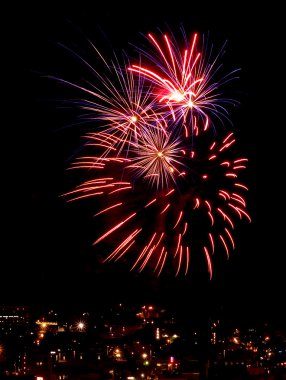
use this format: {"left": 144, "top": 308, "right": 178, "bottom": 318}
{"left": 64, "top": 128, "right": 250, "bottom": 278}
{"left": 48, "top": 44, "right": 160, "bottom": 156}
{"left": 57, "top": 27, "right": 250, "bottom": 278}
{"left": 128, "top": 29, "right": 240, "bottom": 136}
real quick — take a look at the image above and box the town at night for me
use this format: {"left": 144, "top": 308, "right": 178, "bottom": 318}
{"left": 0, "top": 303, "right": 286, "bottom": 379}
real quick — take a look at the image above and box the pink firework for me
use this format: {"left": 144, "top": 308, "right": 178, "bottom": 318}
{"left": 129, "top": 30, "right": 240, "bottom": 136}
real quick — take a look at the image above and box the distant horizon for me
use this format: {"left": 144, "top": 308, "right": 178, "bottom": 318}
{"left": 1, "top": 300, "right": 285, "bottom": 331}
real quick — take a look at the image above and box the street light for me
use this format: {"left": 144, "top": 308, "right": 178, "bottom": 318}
{"left": 77, "top": 321, "right": 85, "bottom": 332}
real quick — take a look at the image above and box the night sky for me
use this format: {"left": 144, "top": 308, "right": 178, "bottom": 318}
{"left": 3, "top": 2, "right": 285, "bottom": 326}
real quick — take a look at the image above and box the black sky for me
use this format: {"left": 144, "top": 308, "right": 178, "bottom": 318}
{"left": 3, "top": 2, "right": 285, "bottom": 325}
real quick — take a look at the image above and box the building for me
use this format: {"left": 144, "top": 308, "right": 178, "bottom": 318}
{"left": 0, "top": 305, "right": 31, "bottom": 335}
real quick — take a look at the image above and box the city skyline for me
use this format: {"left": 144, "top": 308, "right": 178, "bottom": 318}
{"left": 1, "top": 301, "right": 285, "bottom": 379}
{"left": 3, "top": 1, "right": 285, "bottom": 327}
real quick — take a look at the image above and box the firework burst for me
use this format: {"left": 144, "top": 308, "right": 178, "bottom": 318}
{"left": 129, "top": 29, "right": 240, "bottom": 136}
{"left": 57, "top": 27, "right": 250, "bottom": 278}
{"left": 48, "top": 45, "right": 160, "bottom": 156}
{"left": 64, "top": 129, "right": 250, "bottom": 278}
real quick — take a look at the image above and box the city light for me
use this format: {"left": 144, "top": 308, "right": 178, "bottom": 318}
{"left": 76, "top": 321, "right": 86, "bottom": 332}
